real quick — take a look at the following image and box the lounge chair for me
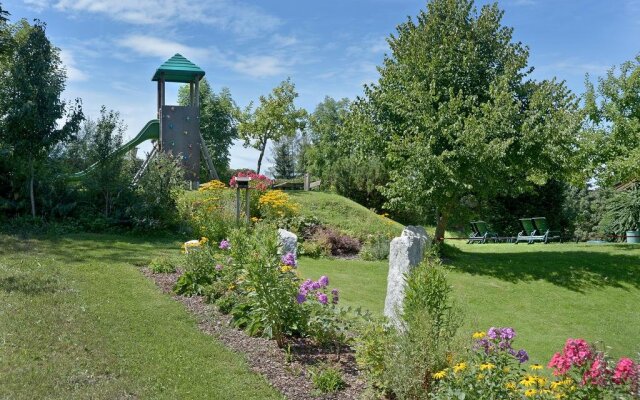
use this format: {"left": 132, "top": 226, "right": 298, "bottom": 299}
{"left": 467, "top": 221, "right": 499, "bottom": 244}
{"left": 515, "top": 218, "right": 540, "bottom": 244}
{"left": 531, "top": 217, "right": 562, "bottom": 243}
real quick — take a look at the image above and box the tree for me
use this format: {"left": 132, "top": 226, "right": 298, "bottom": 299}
{"left": 238, "top": 78, "right": 307, "bottom": 174}
{"left": 0, "top": 19, "right": 83, "bottom": 217}
{"left": 582, "top": 57, "right": 640, "bottom": 187}
{"left": 304, "top": 96, "right": 351, "bottom": 183}
{"left": 177, "top": 79, "right": 239, "bottom": 179}
{"left": 343, "top": 0, "right": 580, "bottom": 240}
{"left": 270, "top": 136, "right": 297, "bottom": 179}
{"left": 84, "top": 106, "right": 128, "bottom": 217}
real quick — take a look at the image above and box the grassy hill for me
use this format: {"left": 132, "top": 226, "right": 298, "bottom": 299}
{"left": 288, "top": 191, "right": 403, "bottom": 239}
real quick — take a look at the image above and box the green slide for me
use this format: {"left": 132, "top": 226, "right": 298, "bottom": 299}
{"left": 66, "top": 119, "right": 160, "bottom": 182}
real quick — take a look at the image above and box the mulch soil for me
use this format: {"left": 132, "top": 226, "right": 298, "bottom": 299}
{"left": 142, "top": 268, "right": 367, "bottom": 400}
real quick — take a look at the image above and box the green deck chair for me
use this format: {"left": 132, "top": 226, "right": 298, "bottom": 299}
{"left": 468, "top": 221, "right": 499, "bottom": 244}
{"left": 531, "top": 217, "right": 562, "bottom": 244}
{"left": 515, "top": 218, "right": 540, "bottom": 244}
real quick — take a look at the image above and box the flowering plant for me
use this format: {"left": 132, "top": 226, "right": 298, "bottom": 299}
{"left": 432, "top": 330, "right": 640, "bottom": 399}
{"left": 229, "top": 170, "right": 272, "bottom": 191}
{"left": 258, "top": 190, "right": 300, "bottom": 220}
{"left": 198, "top": 179, "right": 227, "bottom": 191}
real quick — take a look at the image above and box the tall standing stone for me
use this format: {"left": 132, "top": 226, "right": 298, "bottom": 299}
{"left": 277, "top": 228, "right": 298, "bottom": 256}
{"left": 384, "top": 226, "right": 430, "bottom": 326}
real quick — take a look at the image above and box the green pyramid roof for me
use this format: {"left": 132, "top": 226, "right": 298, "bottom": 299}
{"left": 152, "top": 54, "right": 205, "bottom": 83}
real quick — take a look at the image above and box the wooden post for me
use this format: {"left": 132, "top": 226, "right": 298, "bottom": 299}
{"left": 245, "top": 188, "right": 251, "bottom": 224}
{"left": 304, "top": 173, "right": 310, "bottom": 191}
{"left": 189, "top": 82, "right": 194, "bottom": 106}
{"left": 236, "top": 187, "right": 241, "bottom": 225}
{"left": 194, "top": 76, "right": 200, "bottom": 108}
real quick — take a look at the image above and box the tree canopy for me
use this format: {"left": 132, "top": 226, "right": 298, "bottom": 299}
{"left": 0, "top": 19, "right": 83, "bottom": 216}
{"left": 582, "top": 56, "right": 640, "bottom": 187}
{"left": 343, "top": 0, "right": 580, "bottom": 239}
{"left": 238, "top": 78, "right": 307, "bottom": 174}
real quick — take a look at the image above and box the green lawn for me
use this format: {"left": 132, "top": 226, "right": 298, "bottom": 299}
{"left": 0, "top": 233, "right": 282, "bottom": 400}
{"left": 298, "top": 241, "right": 640, "bottom": 364}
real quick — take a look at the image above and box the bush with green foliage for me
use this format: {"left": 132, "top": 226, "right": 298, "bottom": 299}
{"left": 360, "top": 233, "right": 392, "bottom": 260}
{"left": 309, "top": 363, "right": 346, "bottom": 394}
{"left": 178, "top": 182, "right": 235, "bottom": 241}
{"left": 149, "top": 256, "right": 176, "bottom": 274}
{"left": 355, "top": 254, "right": 464, "bottom": 399}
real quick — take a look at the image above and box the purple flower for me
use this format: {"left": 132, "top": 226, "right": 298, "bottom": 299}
{"left": 316, "top": 292, "right": 328, "bottom": 305}
{"left": 487, "top": 327, "right": 499, "bottom": 339}
{"left": 219, "top": 240, "right": 230, "bottom": 250}
{"left": 318, "top": 275, "right": 329, "bottom": 288}
{"left": 515, "top": 349, "right": 529, "bottom": 363}
{"left": 296, "top": 293, "right": 307, "bottom": 304}
{"left": 215, "top": 264, "right": 223, "bottom": 271}
{"left": 331, "top": 288, "right": 339, "bottom": 304}
{"left": 311, "top": 281, "right": 321, "bottom": 290}
{"left": 281, "top": 252, "right": 297, "bottom": 267}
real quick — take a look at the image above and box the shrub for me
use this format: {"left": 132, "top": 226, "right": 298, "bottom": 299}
{"left": 360, "top": 233, "right": 391, "bottom": 260}
{"left": 603, "top": 185, "right": 640, "bottom": 234}
{"left": 299, "top": 240, "right": 324, "bottom": 258}
{"left": 258, "top": 190, "right": 300, "bottom": 220}
{"left": 230, "top": 224, "right": 303, "bottom": 346}
{"left": 174, "top": 239, "right": 228, "bottom": 296}
{"left": 229, "top": 170, "right": 272, "bottom": 217}
{"left": 377, "top": 254, "right": 464, "bottom": 399}
{"left": 312, "top": 227, "right": 361, "bottom": 257}
{"left": 309, "top": 363, "right": 346, "bottom": 394}
{"left": 354, "top": 319, "right": 393, "bottom": 396}
{"left": 149, "top": 256, "right": 176, "bottom": 273}
{"left": 177, "top": 187, "right": 235, "bottom": 242}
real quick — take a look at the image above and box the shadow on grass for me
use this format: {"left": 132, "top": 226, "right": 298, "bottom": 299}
{"left": 447, "top": 246, "right": 640, "bottom": 292}
{"left": 0, "top": 232, "right": 181, "bottom": 267}
{"left": 0, "top": 275, "right": 59, "bottom": 295}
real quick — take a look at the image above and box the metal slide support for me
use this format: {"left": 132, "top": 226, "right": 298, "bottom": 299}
{"left": 132, "top": 144, "right": 158, "bottom": 186}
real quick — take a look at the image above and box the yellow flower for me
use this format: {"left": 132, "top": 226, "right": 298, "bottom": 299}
{"left": 479, "top": 363, "right": 495, "bottom": 371}
{"left": 472, "top": 331, "right": 486, "bottom": 339}
{"left": 505, "top": 382, "right": 517, "bottom": 390}
{"left": 476, "top": 373, "right": 485, "bottom": 381}
{"left": 199, "top": 179, "right": 226, "bottom": 191}
{"left": 524, "top": 389, "right": 537, "bottom": 397}
{"left": 433, "top": 369, "right": 447, "bottom": 380}
{"left": 520, "top": 375, "right": 537, "bottom": 387}
{"left": 280, "top": 265, "right": 293, "bottom": 273}
{"left": 530, "top": 363, "right": 543, "bottom": 371}
{"left": 453, "top": 362, "right": 467, "bottom": 373}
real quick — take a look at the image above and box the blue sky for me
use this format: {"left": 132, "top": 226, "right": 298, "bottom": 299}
{"left": 3, "top": 0, "right": 640, "bottom": 173}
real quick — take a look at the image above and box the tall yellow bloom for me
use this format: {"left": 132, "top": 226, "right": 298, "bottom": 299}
{"left": 472, "top": 331, "right": 486, "bottom": 339}
{"left": 453, "top": 362, "right": 467, "bottom": 373}
{"left": 479, "top": 362, "right": 495, "bottom": 371}
{"left": 433, "top": 369, "right": 447, "bottom": 379}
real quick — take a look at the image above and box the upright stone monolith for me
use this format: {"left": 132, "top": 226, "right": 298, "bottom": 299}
{"left": 383, "top": 226, "right": 430, "bottom": 326}
{"left": 277, "top": 228, "right": 298, "bottom": 256}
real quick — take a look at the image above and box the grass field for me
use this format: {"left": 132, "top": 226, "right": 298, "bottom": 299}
{"left": 0, "top": 233, "right": 282, "bottom": 400}
{"left": 298, "top": 241, "right": 640, "bottom": 364}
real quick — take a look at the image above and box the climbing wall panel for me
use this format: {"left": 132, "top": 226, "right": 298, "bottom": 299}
{"left": 159, "top": 105, "right": 201, "bottom": 183}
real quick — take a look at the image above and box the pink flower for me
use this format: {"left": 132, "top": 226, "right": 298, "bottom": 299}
{"left": 583, "top": 356, "right": 609, "bottom": 386}
{"left": 563, "top": 338, "right": 593, "bottom": 367}
{"left": 613, "top": 358, "right": 636, "bottom": 384}
{"left": 549, "top": 352, "right": 571, "bottom": 375}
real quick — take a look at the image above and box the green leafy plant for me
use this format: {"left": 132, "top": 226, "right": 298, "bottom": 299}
{"left": 360, "top": 233, "right": 391, "bottom": 260}
{"left": 309, "top": 363, "right": 346, "bottom": 394}
{"left": 354, "top": 318, "right": 393, "bottom": 396}
{"left": 149, "top": 256, "right": 176, "bottom": 274}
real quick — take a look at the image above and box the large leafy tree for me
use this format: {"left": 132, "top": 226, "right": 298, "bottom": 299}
{"left": 238, "top": 78, "right": 307, "bottom": 174}
{"left": 304, "top": 96, "right": 351, "bottom": 183}
{"left": 0, "top": 19, "right": 83, "bottom": 217}
{"left": 178, "top": 79, "right": 239, "bottom": 179}
{"left": 344, "top": 0, "right": 580, "bottom": 240}
{"left": 84, "top": 106, "right": 128, "bottom": 217}
{"left": 582, "top": 57, "right": 640, "bottom": 187}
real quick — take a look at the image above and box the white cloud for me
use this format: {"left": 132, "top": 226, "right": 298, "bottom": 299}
{"left": 118, "top": 35, "right": 210, "bottom": 60}
{"left": 232, "top": 55, "right": 288, "bottom": 78}
{"left": 271, "top": 34, "right": 298, "bottom": 48}
{"left": 38, "top": 0, "right": 280, "bottom": 36}
{"left": 24, "top": 0, "right": 49, "bottom": 12}
{"left": 59, "top": 49, "right": 88, "bottom": 82}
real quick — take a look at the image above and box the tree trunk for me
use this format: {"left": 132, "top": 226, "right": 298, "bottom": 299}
{"left": 256, "top": 137, "right": 267, "bottom": 174}
{"left": 434, "top": 208, "right": 449, "bottom": 244}
{"left": 29, "top": 158, "right": 36, "bottom": 218}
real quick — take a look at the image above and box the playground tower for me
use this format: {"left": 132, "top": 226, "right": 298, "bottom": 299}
{"left": 152, "top": 54, "right": 216, "bottom": 188}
